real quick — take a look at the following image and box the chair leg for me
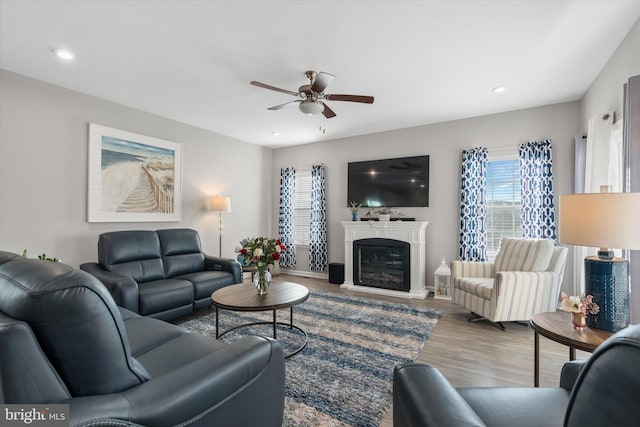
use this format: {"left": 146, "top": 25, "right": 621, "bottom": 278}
{"left": 467, "top": 313, "right": 506, "bottom": 331}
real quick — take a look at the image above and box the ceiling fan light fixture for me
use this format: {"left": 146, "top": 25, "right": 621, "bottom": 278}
{"left": 298, "top": 100, "right": 324, "bottom": 115}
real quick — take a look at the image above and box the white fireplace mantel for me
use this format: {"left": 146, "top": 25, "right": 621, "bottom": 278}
{"left": 341, "top": 221, "right": 429, "bottom": 299}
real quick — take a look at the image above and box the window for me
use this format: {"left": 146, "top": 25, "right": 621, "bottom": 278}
{"left": 293, "top": 168, "right": 311, "bottom": 246}
{"left": 486, "top": 149, "right": 521, "bottom": 259}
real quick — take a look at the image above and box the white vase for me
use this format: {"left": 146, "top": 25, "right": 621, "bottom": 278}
{"left": 378, "top": 214, "right": 391, "bottom": 222}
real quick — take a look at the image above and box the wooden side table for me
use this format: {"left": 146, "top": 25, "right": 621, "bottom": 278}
{"left": 530, "top": 311, "right": 613, "bottom": 387}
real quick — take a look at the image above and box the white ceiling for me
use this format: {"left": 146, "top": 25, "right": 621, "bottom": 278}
{"left": 1, "top": 1, "right": 639, "bottom": 148}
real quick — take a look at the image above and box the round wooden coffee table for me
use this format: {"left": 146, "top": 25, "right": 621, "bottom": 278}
{"left": 211, "top": 280, "right": 310, "bottom": 358}
{"left": 530, "top": 311, "right": 613, "bottom": 386}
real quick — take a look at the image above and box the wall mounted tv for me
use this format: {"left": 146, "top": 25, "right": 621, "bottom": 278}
{"left": 348, "top": 155, "right": 429, "bottom": 207}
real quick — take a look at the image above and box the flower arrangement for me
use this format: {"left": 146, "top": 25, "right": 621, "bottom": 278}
{"left": 349, "top": 201, "right": 362, "bottom": 214}
{"left": 236, "top": 237, "right": 286, "bottom": 271}
{"left": 560, "top": 292, "right": 600, "bottom": 316}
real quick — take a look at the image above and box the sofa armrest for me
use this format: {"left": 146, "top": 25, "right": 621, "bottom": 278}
{"left": 492, "top": 271, "right": 562, "bottom": 318}
{"left": 204, "top": 255, "right": 242, "bottom": 283}
{"left": 67, "top": 336, "right": 285, "bottom": 427}
{"left": 451, "top": 260, "right": 495, "bottom": 279}
{"left": 493, "top": 271, "right": 561, "bottom": 298}
{"left": 79, "top": 262, "right": 140, "bottom": 313}
{"left": 560, "top": 360, "right": 586, "bottom": 391}
{"left": 394, "top": 363, "right": 486, "bottom": 427}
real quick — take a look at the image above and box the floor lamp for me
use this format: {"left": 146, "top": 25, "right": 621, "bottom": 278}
{"left": 210, "top": 196, "right": 231, "bottom": 257}
{"left": 559, "top": 192, "right": 640, "bottom": 332}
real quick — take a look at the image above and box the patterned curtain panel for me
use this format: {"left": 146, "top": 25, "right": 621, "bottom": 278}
{"left": 309, "top": 164, "right": 328, "bottom": 271}
{"left": 279, "top": 167, "right": 296, "bottom": 268}
{"left": 519, "top": 139, "right": 557, "bottom": 241}
{"left": 459, "top": 147, "right": 488, "bottom": 261}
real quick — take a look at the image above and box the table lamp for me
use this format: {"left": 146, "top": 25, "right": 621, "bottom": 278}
{"left": 210, "top": 196, "right": 231, "bottom": 257}
{"left": 559, "top": 192, "right": 640, "bottom": 332}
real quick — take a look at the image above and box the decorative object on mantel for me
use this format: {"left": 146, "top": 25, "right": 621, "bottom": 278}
{"left": 559, "top": 292, "right": 600, "bottom": 328}
{"left": 434, "top": 257, "right": 451, "bottom": 300}
{"left": 376, "top": 207, "right": 392, "bottom": 222}
{"left": 560, "top": 192, "right": 640, "bottom": 332}
{"left": 349, "top": 201, "right": 362, "bottom": 221}
{"left": 236, "top": 237, "right": 287, "bottom": 295}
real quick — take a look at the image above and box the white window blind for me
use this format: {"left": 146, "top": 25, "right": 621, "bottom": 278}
{"left": 486, "top": 149, "right": 521, "bottom": 259}
{"left": 293, "top": 168, "right": 312, "bottom": 246}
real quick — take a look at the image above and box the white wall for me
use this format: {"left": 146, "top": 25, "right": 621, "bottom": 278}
{"left": 0, "top": 70, "right": 272, "bottom": 267}
{"left": 580, "top": 18, "right": 640, "bottom": 130}
{"left": 272, "top": 101, "right": 580, "bottom": 292}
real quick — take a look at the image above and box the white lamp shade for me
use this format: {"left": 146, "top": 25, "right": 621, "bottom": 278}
{"left": 298, "top": 100, "right": 324, "bottom": 115}
{"left": 559, "top": 193, "right": 640, "bottom": 250}
{"left": 210, "top": 196, "right": 231, "bottom": 212}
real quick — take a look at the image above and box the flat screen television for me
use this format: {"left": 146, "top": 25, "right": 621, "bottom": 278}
{"left": 348, "top": 155, "right": 429, "bottom": 207}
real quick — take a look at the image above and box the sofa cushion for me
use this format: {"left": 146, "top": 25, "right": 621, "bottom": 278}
{"left": 138, "top": 278, "right": 194, "bottom": 316}
{"left": 119, "top": 308, "right": 188, "bottom": 357}
{"left": 459, "top": 387, "right": 569, "bottom": 427}
{"left": 158, "top": 228, "right": 206, "bottom": 277}
{"left": 135, "top": 333, "right": 228, "bottom": 378}
{"left": 177, "top": 270, "right": 236, "bottom": 300}
{"left": 99, "top": 230, "right": 166, "bottom": 282}
{"left": 455, "top": 277, "right": 494, "bottom": 300}
{"left": 0, "top": 253, "right": 149, "bottom": 397}
{"left": 494, "top": 238, "right": 554, "bottom": 272}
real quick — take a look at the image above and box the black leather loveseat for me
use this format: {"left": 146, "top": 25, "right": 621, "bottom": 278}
{"left": 80, "top": 228, "right": 241, "bottom": 320}
{"left": 0, "top": 251, "right": 285, "bottom": 427}
{"left": 393, "top": 322, "right": 640, "bottom": 427}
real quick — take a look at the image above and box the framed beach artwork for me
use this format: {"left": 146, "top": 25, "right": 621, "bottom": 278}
{"left": 87, "top": 124, "right": 182, "bottom": 222}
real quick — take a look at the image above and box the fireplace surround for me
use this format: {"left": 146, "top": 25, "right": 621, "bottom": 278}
{"left": 341, "top": 221, "right": 429, "bottom": 299}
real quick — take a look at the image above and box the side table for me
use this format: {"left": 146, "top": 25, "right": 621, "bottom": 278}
{"left": 529, "top": 311, "right": 613, "bottom": 387}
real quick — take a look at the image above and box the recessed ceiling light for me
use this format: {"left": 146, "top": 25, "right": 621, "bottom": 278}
{"left": 272, "top": 131, "right": 280, "bottom": 136}
{"left": 492, "top": 86, "right": 507, "bottom": 94}
{"left": 54, "top": 48, "right": 75, "bottom": 60}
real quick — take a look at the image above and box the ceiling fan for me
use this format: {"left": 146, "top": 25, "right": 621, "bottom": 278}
{"left": 250, "top": 71, "right": 374, "bottom": 119}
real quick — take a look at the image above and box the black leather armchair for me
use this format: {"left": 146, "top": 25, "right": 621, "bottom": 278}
{"left": 393, "top": 323, "right": 640, "bottom": 427}
{"left": 0, "top": 251, "right": 285, "bottom": 427}
{"left": 80, "top": 228, "right": 241, "bottom": 320}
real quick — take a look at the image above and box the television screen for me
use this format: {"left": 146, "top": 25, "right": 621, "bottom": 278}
{"left": 348, "top": 155, "right": 429, "bottom": 207}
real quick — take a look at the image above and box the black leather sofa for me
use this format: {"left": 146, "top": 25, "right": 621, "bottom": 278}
{"left": 0, "top": 251, "right": 285, "bottom": 427}
{"left": 80, "top": 228, "right": 241, "bottom": 320}
{"left": 393, "top": 323, "right": 640, "bottom": 427}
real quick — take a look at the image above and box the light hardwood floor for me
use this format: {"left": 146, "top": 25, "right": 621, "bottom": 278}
{"left": 278, "top": 274, "right": 590, "bottom": 427}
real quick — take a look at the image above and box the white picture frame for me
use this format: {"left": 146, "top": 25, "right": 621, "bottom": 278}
{"left": 87, "top": 124, "right": 182, "bottom": 222}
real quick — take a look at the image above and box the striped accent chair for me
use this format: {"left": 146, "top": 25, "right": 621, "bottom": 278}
{"left": 452, "top": 238, "right": 568, "bottom": 329}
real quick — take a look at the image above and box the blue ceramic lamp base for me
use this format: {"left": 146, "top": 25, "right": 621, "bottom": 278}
{"left": 584, "top": 254, "right": 629, "bottom": 332}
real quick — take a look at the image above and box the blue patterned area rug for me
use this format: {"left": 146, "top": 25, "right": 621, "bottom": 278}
{"left": 178, "top": 290, "right": 441, "bottom": 427}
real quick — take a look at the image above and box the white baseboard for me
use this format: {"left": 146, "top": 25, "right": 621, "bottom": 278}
{"left": 279, "top": 269, "right": 328, "bottom": 280}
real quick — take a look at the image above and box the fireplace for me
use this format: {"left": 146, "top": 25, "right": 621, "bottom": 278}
{"left": 341, "top": 221, "right": 429, "bottom": 299}
{"left": 353, "top": 238, "right": 410, "bottom": 292}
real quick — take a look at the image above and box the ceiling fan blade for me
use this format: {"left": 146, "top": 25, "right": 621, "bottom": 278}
{"left": 311, "top": 72, "right": 335, "bottom": 93}
{"left": 267, "top": 100, "right": 301, "bottom": 110}
{"left": 322, "top": 102, "right": 337, "bottom": 118}
{"left": 325, "top": 94, "right": 374, "bottom": 104}
{"left": 250, "top": 81, "right": 299, "bottom": 97}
